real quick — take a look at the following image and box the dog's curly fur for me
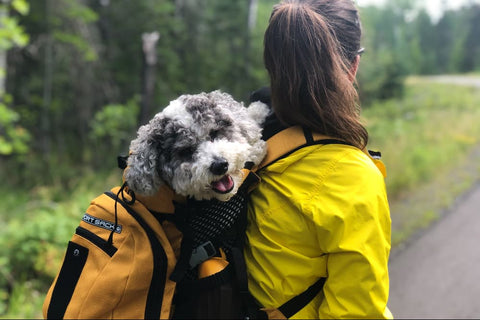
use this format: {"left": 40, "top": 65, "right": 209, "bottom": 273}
{"left": 125, "top": 90, "right": 269, "bottom": 201}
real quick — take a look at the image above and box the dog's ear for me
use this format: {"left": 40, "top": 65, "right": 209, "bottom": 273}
{"left": 124, "top": 118, "right": 165, "bottom": 196}
{"left": 247, "top": 101, "right": 271, "bottom": 126}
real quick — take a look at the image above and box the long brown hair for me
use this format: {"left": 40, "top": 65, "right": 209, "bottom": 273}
{"left": 264, "top": 0, "right": 368, "bottom": 149}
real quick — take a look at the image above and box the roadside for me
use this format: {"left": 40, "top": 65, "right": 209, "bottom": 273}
{"left": 425, "top": 74, "right": 480, "bottom": 88}
{"left": 389, "top": 141, "right": 480, "bottom": 251}
{"left": 388, "top": 75, "right": 480, "bottom": 318}
{"left": 389, "top": 74, "right": 480, "bottom": 248}
{"left": 388, "top": 183, "right": 480, "bottom": 318}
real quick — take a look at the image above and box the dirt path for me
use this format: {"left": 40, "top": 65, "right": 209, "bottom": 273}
{"left": 388, "top": 184, "right": 480, "bottom": 318}
{"left": 388, "top": 75, "right": 480, "bottom": 319}
{"left": 389, "top": 185, "right": 480, "bottom": 319}
{"left": 425, "top": 75, "right": 480, "bottom": 87}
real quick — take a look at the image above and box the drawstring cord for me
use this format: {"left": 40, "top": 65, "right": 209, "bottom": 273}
{"left": 108, "top": 181, "right": 135, "bottom": 247}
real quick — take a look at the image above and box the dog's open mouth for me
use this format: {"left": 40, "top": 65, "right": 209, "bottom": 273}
{"left": 211, "top": 175, "right": 234, "bottom": 194}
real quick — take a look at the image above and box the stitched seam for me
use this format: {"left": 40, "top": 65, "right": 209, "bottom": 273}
{"left": 307, "top": 146, "right": 357, "bottom": 201}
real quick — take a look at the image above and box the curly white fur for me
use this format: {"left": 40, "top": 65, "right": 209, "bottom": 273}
{"left": 124, "top": 90, "right": 269, "bottom": 201}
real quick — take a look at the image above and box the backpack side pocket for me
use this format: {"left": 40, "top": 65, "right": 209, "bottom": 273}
{"left": 75, "top": 226, "right": 117, "bottom": 257}
{"left": 46, "top": 241, "right": 88, "bottom": 319}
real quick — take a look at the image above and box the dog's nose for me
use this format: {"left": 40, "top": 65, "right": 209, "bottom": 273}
{"left": 210, "top": 158, "right": 229, "bottom": 175}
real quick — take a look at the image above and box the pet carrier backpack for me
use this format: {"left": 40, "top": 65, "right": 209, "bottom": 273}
{"left": 43, "top": 126, "right": 385, "bottom": 319}
{"left": 169, "top": 125, "right": 386, "bottom": 320}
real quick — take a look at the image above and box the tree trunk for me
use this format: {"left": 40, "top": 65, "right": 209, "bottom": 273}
{"left": 139, "top": 32, "right": 160, "bottom": 126}
{"left": 247, "top": 0, "right": 258, "bottom": 32}
{"left": 0, "top": 6, "right": 6, "bottom": 95}
{"left": 243, "top": 0, "right": 258, "bottom": 86}
{"left": 42, "top": 0, "right": 53, "bottom": 157}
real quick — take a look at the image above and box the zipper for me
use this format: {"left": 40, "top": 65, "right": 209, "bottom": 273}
{"left": 75, "top": 226, "right": 117, "bottom": 257}
{"left": 105, "top": 191, "right": 167, "bottom": 320}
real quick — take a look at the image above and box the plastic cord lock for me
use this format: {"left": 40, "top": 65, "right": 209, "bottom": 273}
{"left": 189, "top": 241, "right": 216, "bottom": 268}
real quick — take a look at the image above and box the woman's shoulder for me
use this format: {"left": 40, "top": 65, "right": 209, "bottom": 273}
{"left": 315, "top": 144, "right": 385, "bottom": 188}
{"left": 290, "top": 143, "right": 382, "bottom": 177}
{"left": 296, "top": 144, "right": 387, "bottom": 200}
{"left": 303, "top": 145, "right": 390, "bottom": 226}
{"left": 263, "top": 143, "right": 385, "bottom": 197}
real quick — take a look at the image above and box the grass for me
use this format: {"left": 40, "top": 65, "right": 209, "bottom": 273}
{"left": 2, "top": 75, "right": 480, "bottom": 317}
{"left": 363, "top": 76, "right": 480, "bottom": 246}
{"left": 0, "top": 170, "right": 121, "bottom": 318}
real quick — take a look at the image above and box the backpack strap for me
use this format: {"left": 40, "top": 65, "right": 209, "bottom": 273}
{"left": 258, "top": 125, "right": 387, "bottom": 178}
{"left": 258, "top": 126, "right": 351, "bottom": 170}
{"left": 277, "top": 277, "right": 326, "bottom": 318}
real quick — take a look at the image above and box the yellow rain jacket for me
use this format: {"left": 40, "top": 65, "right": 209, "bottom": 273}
{"left": 245, "top": 127, "right": 393, "bottom": 319}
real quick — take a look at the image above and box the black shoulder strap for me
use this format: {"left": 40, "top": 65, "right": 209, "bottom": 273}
{"left": 278, "top": 277, "right": 326, "bottom": 318}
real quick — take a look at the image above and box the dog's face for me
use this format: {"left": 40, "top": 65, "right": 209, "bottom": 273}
{"left": 125, "top": 91, "right": 268, "bottom": 201}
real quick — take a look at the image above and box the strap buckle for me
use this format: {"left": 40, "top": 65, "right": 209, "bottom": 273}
{"left": 189, "top": 241, "right": 216, "bottom": 268}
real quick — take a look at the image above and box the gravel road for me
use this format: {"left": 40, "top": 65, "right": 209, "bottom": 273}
{"left": 388, "top": 75, "right": 480, "bottom": 319}
{"left": 425, "top": 75, "right": 480, "bottom": 87}
{"left": 388, "top": 185, "right": 480, "bottom": 318}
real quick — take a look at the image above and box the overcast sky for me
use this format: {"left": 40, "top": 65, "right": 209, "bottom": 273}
{"left": 356, "top": 0, "right": 480, "bottom": 20}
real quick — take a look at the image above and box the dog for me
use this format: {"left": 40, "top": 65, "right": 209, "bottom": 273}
{"left": 124, "top": 90, "right": 269, "bottom": 202}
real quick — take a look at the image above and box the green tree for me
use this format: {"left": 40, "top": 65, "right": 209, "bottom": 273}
{"left": 0, "top": 0, "right": 30, "bottom": 156}
{"left": 357, "top": 5, "right": 407, "bottom": 105}
{"left": 434, "top": 10, "right": 456, "bottom": 74}
{"left": 408, "top": 10, "right": 436, "bottom": 74}
{"left": 461, "top": 5, "right": 480, "bottom": 71}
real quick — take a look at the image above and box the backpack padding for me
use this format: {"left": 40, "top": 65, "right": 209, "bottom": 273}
{"left": 105, "top": 191, "right": 168, "bottom": 320}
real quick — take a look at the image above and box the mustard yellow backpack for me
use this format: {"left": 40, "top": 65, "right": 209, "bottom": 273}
{"left": 42, "top": 185, "right": 182, "bottom": 319}
{"left": 43, "top": 126, "right": 385, "bottom": 320}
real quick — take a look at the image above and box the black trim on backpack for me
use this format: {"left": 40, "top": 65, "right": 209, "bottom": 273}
{"left": 278, "top": 277, "right": 326, "bottom": 318}
{"left": 47, "top": 241, "right": 89, "bottom": 319}
{"left": 117, "top": 155, "right": 128, "bottom": 169}
{"left": 75, "top": 226, "right": 118, "bottom": 257}
{"left": 303, "top": 127, "right": 314, "bottom": 144}
{"left": 105, "top": 191, "right": 168, "bottom": 320}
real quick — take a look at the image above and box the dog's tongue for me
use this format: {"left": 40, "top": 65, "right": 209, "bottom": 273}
{"left": 211, "top": 175, "right": 234, "bottom": 193}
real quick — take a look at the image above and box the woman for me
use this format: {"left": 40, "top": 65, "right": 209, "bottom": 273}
{"left": 244, "top": 0, "right": 393, "bottom": 318}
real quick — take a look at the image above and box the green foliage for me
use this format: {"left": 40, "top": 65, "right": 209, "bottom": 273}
{"left": 362, "top": 76, "right": 480, "bottom": 246}
{"left": 364, "top": 77, "right": 480, "bottom": 196}
{"left": 357, "top": 2, "right": 480, "bottom": 104}
{"left": 0, "top": 0, "right": 30, "bottom": 50}
{"left": 49, "top": 0, "right": 98, "bottom": 62}
{"left": 53, "top": 31, "right": 98, "bottom": 61}
{"left": 0, "top": 171, "right": 121, "bottom": 317}
{"left": 357, "top": 5, "right": 408, "bottom": 104}
{"left": 0, "top": 0, "right": 30, "bottom": 155}
{"left": 10, "top": 0, "right": 29, "bottom": 15}
{"left": 90, "top": 97, "right": 140, "bottom": 150}
{"left": 0, "top": 94, "right": 30, "bottom": 155}
{"left": 0, "top": 196, "right": 79, "bottom": 317}
{"left": 357, "top": 48, "right": 405, "bottom": 104}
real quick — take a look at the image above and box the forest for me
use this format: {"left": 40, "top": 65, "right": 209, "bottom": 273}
{"left": 1, "top": 0, "right": 479, "bottom": 185}
{"left": 1, "top": 0, "right": 480, "bottom": 317}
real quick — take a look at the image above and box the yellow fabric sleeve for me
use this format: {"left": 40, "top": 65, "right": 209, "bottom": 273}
{"left": 309, "top": 152, "right": 392, "bottom": 319}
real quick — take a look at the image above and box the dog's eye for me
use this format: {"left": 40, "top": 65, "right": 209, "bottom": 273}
{"left": 209, "top": 129, "right": 221, "bottom": 141}
{"left": 177, "top": 147, "right": 195, "bottom": 159}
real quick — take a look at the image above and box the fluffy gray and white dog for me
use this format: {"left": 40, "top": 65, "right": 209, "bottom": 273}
{"left": 124, "top": 90, "right": 269, "bottom": 202}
